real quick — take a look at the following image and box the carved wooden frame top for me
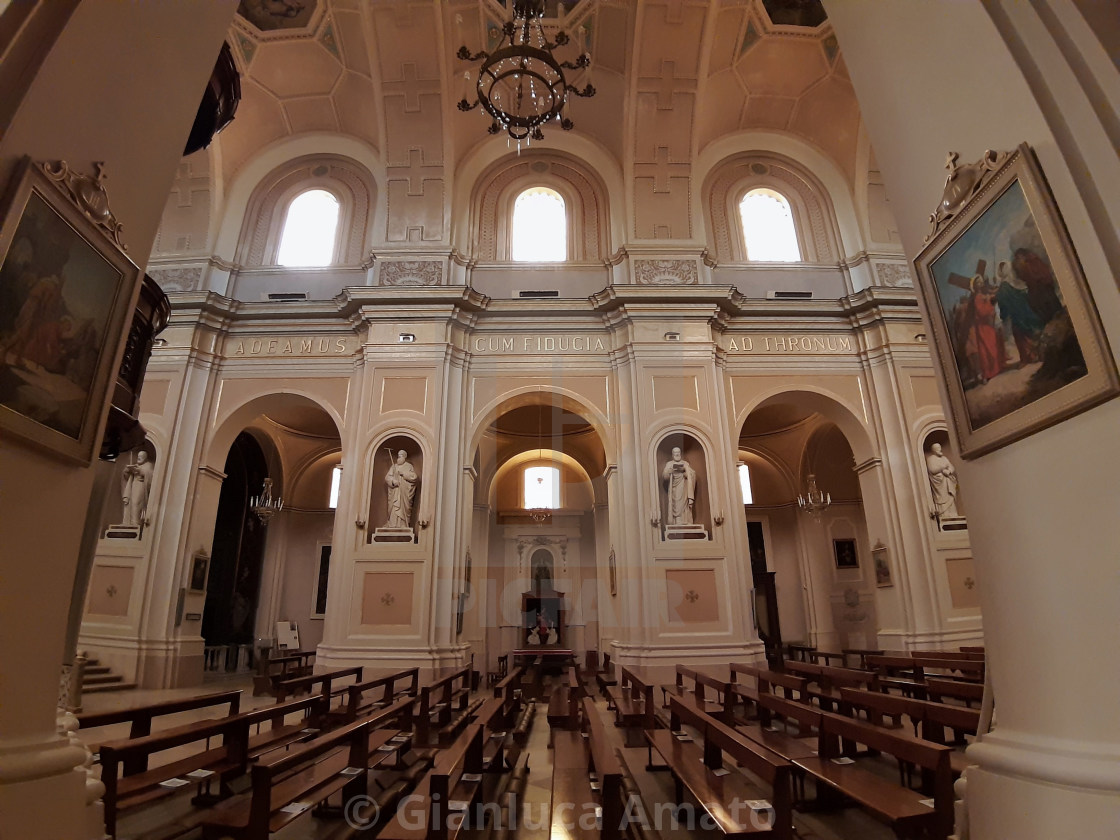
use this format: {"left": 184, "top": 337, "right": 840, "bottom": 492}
{"left": 705, "top": 153, "right": 840, "bottom": 264}
{"left": 472, "top": 152, "right": 608, "bottom": 262}
{"left": 235, "top": 154, "right": 375, "bottom": 267}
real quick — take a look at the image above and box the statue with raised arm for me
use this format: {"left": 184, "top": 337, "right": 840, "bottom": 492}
{"left": 384, "top": 449, "right": 418, "bottom": 529}
{"left": 121, "top": 450, "right": 154, "bottom": 528}
{"left": 926, "top": 443, "right": 960, "bottom": 519}
{"left": 661, "top": 446, "right": 696, "bottom": 526}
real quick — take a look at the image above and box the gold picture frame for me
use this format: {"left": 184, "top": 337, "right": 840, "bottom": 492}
{"left": 0, "top": 158, "right": 140, "bottom": 465}
{"left": 872, "top": 542, "right": 892, "bottom": 588}
{"left": 914, "top": 143, "right": 1118, "bottom": 459}
{"left": 188, "top": 550, "right": 210, "bottom": 594}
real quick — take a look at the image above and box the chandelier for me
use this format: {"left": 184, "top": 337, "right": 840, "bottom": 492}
{"left": 457, "top": 0, "right": 595, "bottom": 143}
{"left": 797, "top": 474, "right": 831, "bottom": 519}
{"left": 250, "top": 477, "right": 284, "bottom": 525}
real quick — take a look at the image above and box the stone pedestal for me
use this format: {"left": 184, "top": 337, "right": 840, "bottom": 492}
{"left": 665, "top": 524, "right": 708, "bottom": 540}
{"left": 371, "top": 527, "right": 414, "bottom": 543}
{"left": 102, "top": 524, "right": 141, "bottom": 540}
{"left": 939, "top": 516, "right": 967, "bottom": 532}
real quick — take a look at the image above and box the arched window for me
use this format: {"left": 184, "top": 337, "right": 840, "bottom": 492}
{"left": 511, "top": 187, "right": 567, "bottom": 262}
{"left": 524, "top": 465, "right": 560, "bottom": 509}
{"left": 738, "top": 188, "right": 802, "bottom": 262}
{"left": 277, "top": 189, "right": 341, "bottom": 267}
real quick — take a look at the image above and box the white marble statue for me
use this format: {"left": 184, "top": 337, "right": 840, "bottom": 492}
{"left": 661, "top": 446, "right": 697, "bottom": 526}
{"left": 384, "top": 449, "right": 418, "bottom": 529}
{"left": 121, "top": 451, "right": 154, "bottom": 528}
{"left": 926, "top": 443, "right": 960, "bottom": 519}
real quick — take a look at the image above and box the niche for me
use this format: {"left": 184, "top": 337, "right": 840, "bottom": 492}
{"left": 369, "top": 434, "right": 424, "bottom": 543}
{"left": 921, "top": 430, "right": 966, "bottom": 529}
{"left": 655, "top": 433, "right": 711, "bottom": 540}
{"left": 102, "top": 439, "right": 158, "bottom": 540}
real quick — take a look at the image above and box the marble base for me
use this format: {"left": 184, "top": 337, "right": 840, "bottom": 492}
{"left": 102, "top": 525, "right": 141, "bottom": 540}
{"left": 372, "top": 527, "right": 414, "bottom": 543}
{"left": 939, "top": 516, "right": 968, "bottom": 532}
{"left": 665, "top": 524, "right": 708, "bottom": 540}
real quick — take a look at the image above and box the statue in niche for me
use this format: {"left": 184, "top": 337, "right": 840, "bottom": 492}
{"left": 530, "top": 549, "right": 553, "bottom": 592}
{"left": 661, "top": 446, "right": 697, "bottom": 525}
{"left": 121, "top": 450, "right": 154, "bottom": 528}
{"left": 383, "top": 449, "right": 418, "bottom": 529}
{"left": 926, "top": 442, "right": 960, "bottom": 519}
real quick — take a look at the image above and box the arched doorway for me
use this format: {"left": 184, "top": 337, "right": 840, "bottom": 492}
{"left": 468, "top": 395, "right": 610, "bottom": 678}
{"left": 737, "top": 394, "right": 879, "bottom": 657}
{"left": 200, "top": 395, "right": 343, "bottom": 673}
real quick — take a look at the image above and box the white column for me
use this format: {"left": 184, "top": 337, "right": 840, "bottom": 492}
{"left": 826, "top": 1, "right": 1120, "bottom": 835}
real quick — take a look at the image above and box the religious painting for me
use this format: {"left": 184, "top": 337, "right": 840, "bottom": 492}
{"left": 188, "top": 551, "right": 210, "bottom": 594}
{"left": 872, "top": 542, "right": 892, "bottom": 588}
{"left": 310, "top": 543, "right": 330, "bottom": 618}
{"left": 915, "top": 144, "right": 1118, "bottom": 458}
{"left": 0, "top": 159, "right": 139, "bottom": 464}
{"left": 833, "top": 538, "right": 859, "bottom": 569}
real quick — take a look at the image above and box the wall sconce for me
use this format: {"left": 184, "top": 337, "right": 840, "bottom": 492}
{"left": 355, "top": 519, "right": 366, "bottom": 530}
{"left": 650, "top": 514, "right": 661, "bottom": 528}
{"left": 713, "top": 512, "right": 724, "bottom": 527}
{"left": 418, "top": 517, "right": 431, "bottom": 530}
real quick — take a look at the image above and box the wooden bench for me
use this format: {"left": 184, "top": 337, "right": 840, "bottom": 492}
{"left": 274, "top": 666, "right": 365, "bottom": 713}
{"left": 549, "top": 696, "right": 628, "bottom": 840}
{"left": 252, "top": 650, "right": 315, "bottom": 696}
{"left": 96, "top": 694, "right": 324, "bottom": 837}
{"left": 78, "top": 688, "right": 242, "bottom": 767}
{"left": 337, "top": 666, "right": 419, "bottom": 723}
{"left": 379, "top": 723, "right": 486, "bottom": 840}
{"left": 925, "top": 677, "right": 984, "bottom": 707}
{"left": 547, "top": 666, "right": 583, "bottom": 734}
{"left": 646, "top": 693, "right": 794, "bottom": 838}
{"left": 807, "top": 650, "right": 847, "bottom": 667}
{"left": 909, "top": 655, "right": 985, "bottom": 683}
{"left": 731, "top": 663, "right": 809, "bottom": 704}
{"left": 200, "top": 697, "right": 416, "bottom": 840}
{"left": 759, "top": 694, "right": 955, "bottom": 839}
{"left": 841, "top": 648, "right": 884, "bottom": 670}
{"left": 607, "top": 666, "right": 656, "bottom": 738}
{"left": 416, "top": 665, "right": 473, "bottom": 745}
{"left": 595, "top": 652, "right": 618, "bottom": 697}
{"left": 672, "top": 664, "right": 733, "bottom": 723}
{"left": 491, "top": 663, "right": 526, "bottom": 702}
{"left": 784, "top": 661, "right": 879, "bottom": 711}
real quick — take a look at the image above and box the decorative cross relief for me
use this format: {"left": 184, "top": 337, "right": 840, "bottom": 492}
{"left": 384, "top": 61, "right": 441, "bottom": 114}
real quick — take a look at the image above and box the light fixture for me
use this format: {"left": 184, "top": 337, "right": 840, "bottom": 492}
{"left": 456, "top": 0, "right": 595, "bottom": 144}
{"left": 797, "top": 474, "right": 831, "bottom": 520}
{"left": 250, "top": 477, "right": 284, "bottom": 524}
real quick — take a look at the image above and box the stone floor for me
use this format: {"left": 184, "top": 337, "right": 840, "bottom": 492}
{"left": 81, "top": 675, "right": 900, "bottom": 840}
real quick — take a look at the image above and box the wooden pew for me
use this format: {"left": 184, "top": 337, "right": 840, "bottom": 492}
{"left": 416, "top": 666, "right": 473, "bottom": 745}
{"left": 200, "top": 697, "right": 417, "bottom": 840}
{"left": 841, "top": 648, "right": 884, "bottom": 670}
{"left": 491, "top": 663, "right": 526, "bottom": 702}
{"left": 549, "top": 696, "right": 628, "bottom": 840}
{"left": 595, "top": 652, "right": 618, "bottom": 697}
{"left": 784, "top": 661, "right": 879, "bottom": 711}
{"left": 274, "top": 666, "right": 365, "bottom": 713}
{"left": 731, "top": 663, "right": 809, "bottom": 703}
{"left": 607, "top": 666, "right": 656, "bottom": 736}
{"left": 379, "top": 724, "right": 486, "bottom": 840}
{"left": 547, "top": 666, "right": 583, "bottom": 734}
{"left": 807, "top": 650, "right": 846, "bottom": 667}
{"left": 797, "top": 705, "right": 954, "bottom": 839}
{"left": 252, "top": 650, "right": 315, "bottom": 696}
{"left": 925, "top": 677, "right": 984, "bottom": 708}
{"left": 646, "top": 693, "right": 794, "bottom": 839}
{"left": 78, "top": 689, "right": 242, "bottom": 766}
{"left": 909, "top": 655, "right": 985, "bottom": 683}
{"left": 338, "top": 667, "right": 420, "bottom": 723}
{"left": 759, "top": 694, "right": 955, "bottom": 839}
{"left": 96, "top": 694, "right": 323, "bottom": 837}
{"left": 672, "top": 664, "right": 733, "bottom": 722}
{"left": 866, "top": 655, "right": 926, "bottom": 697}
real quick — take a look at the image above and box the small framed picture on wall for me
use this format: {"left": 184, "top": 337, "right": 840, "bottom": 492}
{"left": 833, "top": 538, "right": 859, "bottom": 569}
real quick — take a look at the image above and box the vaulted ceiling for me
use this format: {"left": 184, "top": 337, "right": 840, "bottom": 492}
{"left": 220, "top": 0, "right": 864, "bottom": 193}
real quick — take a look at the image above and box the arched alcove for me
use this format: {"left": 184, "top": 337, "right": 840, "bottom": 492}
{"left": 368, "top": 434, "right": 424, "bottom": 543}
{"left": 655, "top": 432, "right": 712, "bottom": 539}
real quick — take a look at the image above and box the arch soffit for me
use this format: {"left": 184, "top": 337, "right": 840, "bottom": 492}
{"left": 287, "top": 445, "right": 343, "bottom": 496}
{"left": 734, "top": 385, "right": 877, "bottom": 466}
{"left": 467, "top": 388, "right": 615, "bottom": 477}
{"left": 695, "top": 130, "right": 865, "bottom": 258}
{"left": 452, "top": 132, "right": 625, "bottom": 252}
{"left": 214, "top": 133, "right": 384, "bottom": 261}
{"left": 736, "top": 444, "right": 799, "bottom": 498}
{"left": 487, "top": 449, "right": 592, "bottom": 508}
{"left": 205, "top": 390, "right": 344, "bottom": 474}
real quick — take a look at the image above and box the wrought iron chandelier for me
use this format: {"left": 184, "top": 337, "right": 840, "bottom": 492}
{"left": 250, "top": 477, "right": 284, "bottom": 525}
{"left": 457, "top": 0, "right": 595, "bottom": 143}
{"left": 797, "top": 474, "right": 831, "bottom": 520}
